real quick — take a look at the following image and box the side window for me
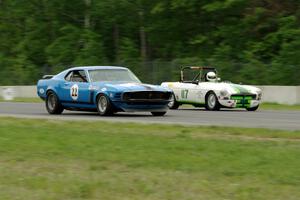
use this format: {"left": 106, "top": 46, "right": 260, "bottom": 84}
{"left": 65, "top": 71, "right": 73, "bottom": 81}
{"left": 65, "top": 70, "right": 88, "bottom": 82}
{"left": 77, "top": 70, "right": 88, "bottom": 82}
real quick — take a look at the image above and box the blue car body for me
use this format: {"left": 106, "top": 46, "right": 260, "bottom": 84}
{"left": 37, "top": 66, "right": 172, "bottom": 113}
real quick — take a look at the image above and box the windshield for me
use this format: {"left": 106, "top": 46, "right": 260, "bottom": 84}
{"left": 88, "top": 69, "right": 141, "bottom": 83}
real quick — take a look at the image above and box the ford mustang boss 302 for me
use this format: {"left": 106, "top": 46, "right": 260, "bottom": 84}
{"left": 161, "top": 66, "right": 262, "bottom": 111}
{"left": 37, "top": 66, "right": 172, "bottom": 116}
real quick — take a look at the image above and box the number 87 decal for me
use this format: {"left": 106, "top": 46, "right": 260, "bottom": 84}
{"left": 70, "top": 84, "right": 79, "bottom": 100}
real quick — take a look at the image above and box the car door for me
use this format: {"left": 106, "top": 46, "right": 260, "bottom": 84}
{"left": 173, "top": 82, "right": 197, "bottom": 103}
{"left": 60, "top": 70, "right": 91, "bottom": 104}
{"left": 172, "top": 81, "right": 206, "bottom": 104}
{"left": 193, "top": 82, "right": 206, "bottom": 104}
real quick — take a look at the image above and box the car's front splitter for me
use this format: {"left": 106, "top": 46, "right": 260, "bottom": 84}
{"left": 111, "top": 101, "right": 169, "bottom": 112}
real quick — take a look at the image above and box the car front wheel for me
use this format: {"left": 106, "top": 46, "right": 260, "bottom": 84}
{"left": 205, "top": 92, "right": 220, "bottom": 111}
{"left": 96, "top": 94, "right": 113, "bottom": 116}
{"left": 46, "top": 92, "right": 64, "bottom": 114}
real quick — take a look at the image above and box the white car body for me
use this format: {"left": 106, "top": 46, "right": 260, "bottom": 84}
{"left": 161, "top": 67, "right": 262, "bottom": 110}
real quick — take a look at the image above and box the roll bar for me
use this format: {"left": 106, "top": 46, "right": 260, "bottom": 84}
{"left": 180, "top": 66, "right": 217, "bottom": 82}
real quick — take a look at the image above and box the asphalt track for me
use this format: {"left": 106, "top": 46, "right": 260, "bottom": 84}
{"left": 0, "top": 102, "right": 299, "bottom": 130}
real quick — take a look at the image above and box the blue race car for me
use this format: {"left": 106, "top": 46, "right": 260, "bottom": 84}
{"left": 37, "top": 66, "right": 172, "bottom": 116}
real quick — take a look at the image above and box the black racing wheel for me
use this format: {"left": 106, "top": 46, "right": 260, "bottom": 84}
{"left": 96, "top": 94, "right": 113, "bottom": 116}
{"left": 205, "top": 92, "right": 220, "bottom": 111}
{"left": 45, "top": 91, "right": 64, "bottom": 114}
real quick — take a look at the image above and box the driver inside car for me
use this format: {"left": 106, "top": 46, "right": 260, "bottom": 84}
{"left": 205, "top": 71, "right": 217, "bottom": 82}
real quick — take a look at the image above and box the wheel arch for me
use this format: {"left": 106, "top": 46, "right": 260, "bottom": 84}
{"left": 46, "top": 88, "right": 63, "bottom": 103}
{"left": 205, "top": 90, "right": 216, "bottom": 101}
{"left": 204, "top": 90, "right": 221, "bottom": 111}
{"left": 46, "top": 88, "right": 58, "bottom": 96}
{"left": 45, "top": 88, "right": 64, "bottom": 114}
{"left": 94, "top": 91, "right": 110, "bottom": 103}
{"left": 95, "top": 91, "right": 114, "bottom": 116}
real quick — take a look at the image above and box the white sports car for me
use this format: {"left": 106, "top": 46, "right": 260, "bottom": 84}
{"left": 161, "top": 66, "right": 262, "bottom": 111}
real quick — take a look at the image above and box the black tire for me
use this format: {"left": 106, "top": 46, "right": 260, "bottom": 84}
{"left": 205, "top": 92, "right": 220, "bottom": 111}
{"left": 96, "top": 94, "right": 113, "bottom": 116}
{"left": 246, "top": 105, "right": 259, "bottom": 111}
{"left": 45, "top": 91, "right": 64, "bottom": 114}
{"left": 168, "top": 93, "right": 180, "bottom": 109}
{"left": 151, "top": 112, "right": 167, "bottom": 116}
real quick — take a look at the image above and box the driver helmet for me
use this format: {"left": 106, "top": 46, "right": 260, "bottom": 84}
{"left": 206, "top": 71, "right": 217, "bottom": 82}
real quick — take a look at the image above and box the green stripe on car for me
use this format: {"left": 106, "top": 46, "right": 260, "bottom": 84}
{"left": 230, "top": 84, "right": 250, "bottom": 94}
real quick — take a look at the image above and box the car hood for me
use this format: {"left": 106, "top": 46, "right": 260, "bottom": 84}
{"left": 202, "top": 82, "right": 261, "bottom": 94}
{"left": 93, "top": 82, "right": 171, "bottom": 92}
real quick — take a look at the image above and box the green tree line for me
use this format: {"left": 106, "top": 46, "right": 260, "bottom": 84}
{"left": 0, "top": 0, "right": 299, "bottom": 85}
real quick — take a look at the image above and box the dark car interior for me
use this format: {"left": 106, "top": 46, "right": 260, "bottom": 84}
{"left": 65, "top": 70, "right": 88, "bottom": 82}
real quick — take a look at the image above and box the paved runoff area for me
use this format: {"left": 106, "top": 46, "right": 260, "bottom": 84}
{"left": 0, "top": 102, "right": 299, "bottom": 130}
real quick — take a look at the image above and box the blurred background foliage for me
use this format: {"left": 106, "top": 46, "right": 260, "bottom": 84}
{"left": 0, "top": 0, "right": 299, "bottom": 85}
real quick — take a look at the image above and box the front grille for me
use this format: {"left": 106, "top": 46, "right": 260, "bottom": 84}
{"left": 114, "top": 93, "right": 121, "bottom": 99}
{"left": 231, "top": 94, "right": 256, "bottom": 107}
{"left": 122, "top": 91, "right": 171, "bottom": 102}
{"left": 231, "top": 94, "right": 256, "bottom": 100}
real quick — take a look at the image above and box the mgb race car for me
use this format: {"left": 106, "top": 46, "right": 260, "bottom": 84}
{"left": 161, "top": 66, "right": 262, "bottom": 111}
{"left": 37, "top": 66, "right": 172, "bottom": 116}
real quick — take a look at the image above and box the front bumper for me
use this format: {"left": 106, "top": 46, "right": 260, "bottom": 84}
{"left": 218, "top": 94, "right": 260, "bottom": 108}
{"left": 219, "top": 99, "right": 260, "bottom": 108}
{"left": 111, "top": 101, "right": 169, "bottom": 112}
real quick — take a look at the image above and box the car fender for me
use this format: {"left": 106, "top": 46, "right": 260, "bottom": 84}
{"left": 45, "top": 85, "right": 61, "bottom": 101}
{"left": 37, "top": 79, "right": 59, "bottom": 99}
{"left": 94, "top": 90, "right": 111, "bottom": 103}
{"left": 205, "top": 90, "right": 218, "bottom": 100}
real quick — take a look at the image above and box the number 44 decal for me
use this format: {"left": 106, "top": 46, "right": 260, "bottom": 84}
{"left": 181, "top": 89, "right": 189, "bottom": 99}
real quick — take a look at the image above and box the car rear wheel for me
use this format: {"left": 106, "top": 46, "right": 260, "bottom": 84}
{"left": 205, "top": 92, "right": 220, "bottom": 111}
{"left": 168, "top": 93, "right": 180, "bottom": 109}
{"left": 151, "top": 112, "right": 166, "bottom": 116}
{"left": 96, "top": 94, "right": 113, "bottom": 116}
{"left": 246, "top": 105, "right": 259, "bottom": 111}
{"left": 46, "top": 92, "right": 64, "bottom": 114}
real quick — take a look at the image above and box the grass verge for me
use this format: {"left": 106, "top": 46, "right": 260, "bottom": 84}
{"left": 260, "top": 102, "right": 300, "bottom": 111}
{"left": 0, "top": 97, "right": 42, "bottom": 103}
{"left": 0, "top": 117, "right": 299, "bottom": 200}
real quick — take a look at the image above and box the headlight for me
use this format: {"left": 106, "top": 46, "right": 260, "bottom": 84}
{"left": 220, "top": 89, "right": 229, "bottom": 97}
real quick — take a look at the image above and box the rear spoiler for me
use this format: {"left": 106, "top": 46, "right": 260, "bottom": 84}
{"left": 42, "top": 75, "right": 54, "bottom": 79}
